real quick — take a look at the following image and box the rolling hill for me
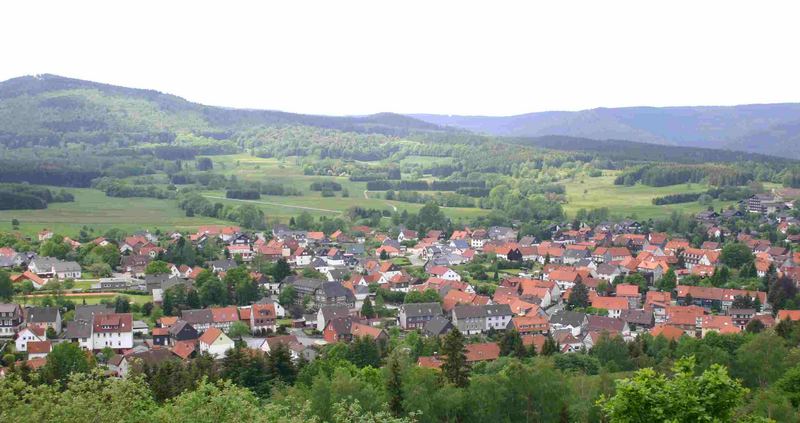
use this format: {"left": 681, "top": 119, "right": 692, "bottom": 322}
{"left": 412, "top": 104, "right": 800, "bottom": 158}
{"left": 0, "top": 74, "right": 445, "bottom": 148}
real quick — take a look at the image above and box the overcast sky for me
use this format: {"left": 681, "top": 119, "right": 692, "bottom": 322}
{"left": 2, "top": 1, "right": 799, "bottom": 116}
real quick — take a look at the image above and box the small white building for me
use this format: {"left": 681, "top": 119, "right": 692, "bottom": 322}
{"left": 198, "top": 327, "right": 234, "bottom": 359}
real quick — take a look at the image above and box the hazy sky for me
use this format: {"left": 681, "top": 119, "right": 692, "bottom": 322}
{"left": 3, "top": 1, "right": 799, "bottom": 116}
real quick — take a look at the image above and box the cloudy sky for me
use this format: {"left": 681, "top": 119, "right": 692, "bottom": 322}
{"left": 2, "top": 1, "right": 799, "bottom": 116}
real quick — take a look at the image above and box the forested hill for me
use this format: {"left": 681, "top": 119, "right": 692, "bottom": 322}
{"left": 411, "top": 104, "right": 800, "bottom": 158}
{"left": 0, "top": 74, "right": 444, "bottom": 147}
{"left": 513, "top": 135, "right": 799, "bottom": 165}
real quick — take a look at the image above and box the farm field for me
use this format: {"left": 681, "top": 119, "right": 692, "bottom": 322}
{"left": 561, "top": 174, "right": 738, "bottom": 220}
{"left": 0, "top": 187, "right": 230, "bottom": 238}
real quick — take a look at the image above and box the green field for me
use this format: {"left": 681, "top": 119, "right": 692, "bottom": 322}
{"left": 198, "top": 153, "right": 487, "bottom": 222}
{"left": 16, "top": 292, "right": 152, "bottom": 306}
{"left": 561, "top": 174, "right": 737, "bottom": 220}
{"left": 0, "top": 187, "right": 230, "bottom": 238}
{"left": 0, "top": 154, "right": 487, "bottom": 237}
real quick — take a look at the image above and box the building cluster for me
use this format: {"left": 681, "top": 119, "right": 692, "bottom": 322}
{"left": 3, "top": 207, "right": 800, "bottom": 374}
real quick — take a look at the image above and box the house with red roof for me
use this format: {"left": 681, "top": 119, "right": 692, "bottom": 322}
{"left": 615, "top": 284, "right": 641, "bottom": 308}
{"left": 650, "top": 324, "right": 684, "bottom": 341}
{"left": 27, "top": 340, "right": 52, "bottom": 359}
{"left": 91, "top": 313, "right": 133, "bottom": 351}
{"left": 250, "top": 303, "right": 276, "bottom": 334}
{"left": 512, "top": 315, "right": 549, "bottom": 335}
{"left": 427, "top": 265, "right": 461, "bottom": 281}
{"left": 198, "top": 327, "right": 234, "bottom": 359}
{"left": 590, "top": 294, "right": 629, "bottom": 318}
{"left": 777, "top": 310, "right": 800, "bottom": 322}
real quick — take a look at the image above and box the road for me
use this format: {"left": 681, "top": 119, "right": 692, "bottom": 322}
{"left": 203, "top": 195, "right": 342, "bottom": 214}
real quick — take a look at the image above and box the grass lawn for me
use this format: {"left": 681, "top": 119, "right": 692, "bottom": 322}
{"left": 0, "top": 187, "right": 229, "bottom": 238}
{"left": 561, "top": 174, "right": 738, "bottom": 220}
{"left": 16, "top": 292, "right": 152, "bottom": 306}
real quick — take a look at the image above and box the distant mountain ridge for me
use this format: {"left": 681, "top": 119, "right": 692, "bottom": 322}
{"left": 0, "top": 74, "right": 444, "bottom": 144}
{"left": 411, "top": 104, "right": 800, "bottom": 157}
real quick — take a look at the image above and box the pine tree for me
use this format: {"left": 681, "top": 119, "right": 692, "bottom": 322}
{"left": 0, "top": 271, "right": 13, "bottom": 302}
{"left": 541, "top": 335, "right": 559, "bottom": 356}
{"left": 567, "top": 281, "right": 590, "bottom": 310}
{"left": 386, "top": 352, "right": 404, "bottom": 416}
{"left": 440, "top": 329, "right": 470, "bottom": 387}
{"left": 498, "top": 329, "right": 527, "bottom": 358}
{"left": 361, "top": 297, "right": 375, "bottom": 319}
{"left": 267, "top": 343, "right": 296, "bottom": 384}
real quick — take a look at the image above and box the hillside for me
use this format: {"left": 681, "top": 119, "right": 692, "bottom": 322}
{"left": 0, "top": 74, "right": 444, "bottom": 147}
{"left": 412, "top": 104, "right": 800, "bottom": 158}
{"left": 511, "top": 135, "right": 798, "bottom": 165}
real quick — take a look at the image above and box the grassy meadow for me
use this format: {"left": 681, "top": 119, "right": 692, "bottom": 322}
{"left": 561, "top": 174, "right": 736, "bottom": 220}
{"left": 0, "top": 155, "right": 756, "bottom": 238}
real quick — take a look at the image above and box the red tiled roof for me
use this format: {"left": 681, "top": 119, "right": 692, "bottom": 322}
{"left": 465, "top": 343, "right": 500, "bottom": 362}
{"left": 27, "top": 340, "right": 51, "bottom": 354}
{"left": 210, "top": 307, "right": 239, "bottom": 323}
{"left": 198, "top": 327, "right": 224, "bottom": 345}
{"left": 650, "top": 325, "right": 685, "bottom": 341}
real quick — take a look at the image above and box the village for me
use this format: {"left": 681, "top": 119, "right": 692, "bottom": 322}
{"left": 2, "top": 192, "right": 800, "bottom": 377}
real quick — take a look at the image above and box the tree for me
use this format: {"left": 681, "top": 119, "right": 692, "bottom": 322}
{"left": 42, "top": 342, "right": 93, "bottom": 385}
{"left": 777, "top": 364, "right": 800, "bottom": 407}
{"left": 768, "top": 275, "right": 798, "bottom": 311}
{"left": 226, "top": 266, "right": 258, "bottom": 305}
{"left": 347, "top": 336, "right": 381, "bottom": 368}
{"left": 270, "top": 258, "right": 292, "bottom": 283}
{"left": 234, "top": 205, "right": 265, "bottom": 229}
{"left": 590, "top": 333, "right": 633, "bottom": 372}
{"left": 379, "top": 250, "right": 389, "bottom": 260}
{"left": 440, "top": 329, "right": 470, "bottom": 387}
{"left": 267, "top": 342, "right": 297, "bottom": 384}
{"left": 600, "top": 357, "right": 747, "bottom": 422}
{"left": 721, "top": 242, "right": 754, "bottom": 269}
{"left": 196, "top": 157, "right": 213, "bottom": 171}
{"left": 745, "top": 319, "right": 765, "bottom": 334}
{"left": 567, "top": 281, "right": 590, "bottom": 310}
{"left": 732, "top": 332, "right": 789, "bottom": 388}
{"left": 145, "top": 260, "right": 170, "bottom": 275}
{"left": 88, "top": 262, "right": 112, "bottom": 277}
{"left": 658, "top": 268, "right": 677, "bottom": 292}
{"left": 0, "top": 270, "right": 13, "bottom": 301}
{"left": 540, "top": 335, "right": 559, "bottom": 356}
{"left": 361, "top": 297, "right": 375, "bottom": 319}
{"left": 227, "top": 321, "right": 250, "bottom": 339}
{"left": 114, "top": 295, "right": 131, "bottom": 313}
{"left": 385, "top": 352, "right": 404, "bottom": 416}
{"left": 199, "top": 275, "right": 229, "bottom": 307}
{"left": 279, "top": 285, "right": 297, "bottom": 307}
{"left": 498, "top": 329, "right": 527, "bottom": 358}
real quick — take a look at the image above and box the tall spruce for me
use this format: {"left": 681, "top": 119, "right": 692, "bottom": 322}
{"left": 498, "top": 329, "right": 527, "bottom": 358}
{"left": 441, "top": 329, "right": 470, "bottom": 387}
{"left": 386, "top": 352, "right": 404, "bottom": 416}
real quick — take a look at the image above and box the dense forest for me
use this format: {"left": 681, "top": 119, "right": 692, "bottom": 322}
{"left": 0, "top": 183, "right": 73, "bottom": 210}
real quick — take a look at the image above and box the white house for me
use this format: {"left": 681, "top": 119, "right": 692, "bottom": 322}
{"left": 484, "top": 304, "right": 513, "bottom": 331}
{"left": 15, "top": 326, "right": 45, "bottom": 352}
{"left": 91, "top": 313, "right": 134, "bottom": 350}
{"left": 198, "top": 327, "right": 234, "bottom": 359}
{"left": 428, "top": 266, "right": 461, "bottom": 281}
